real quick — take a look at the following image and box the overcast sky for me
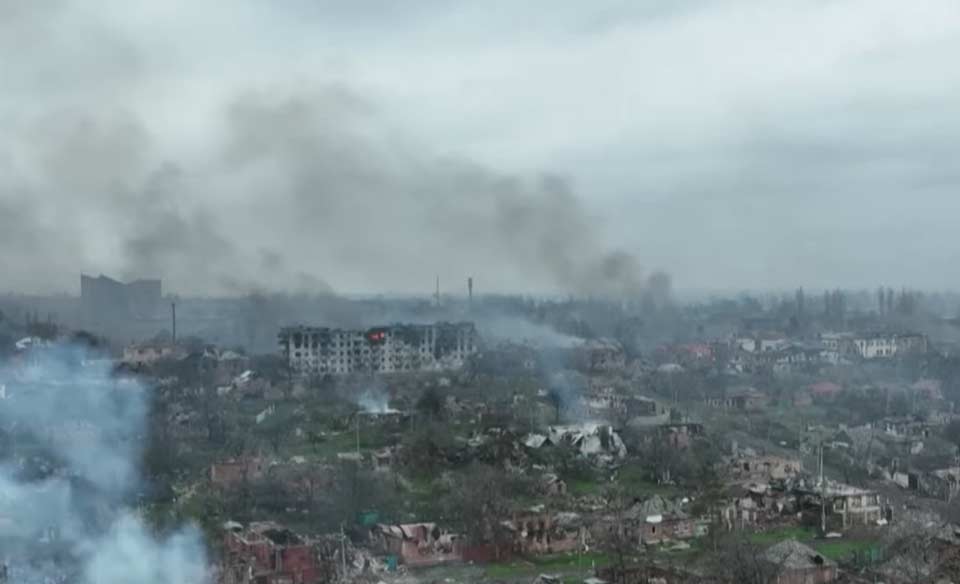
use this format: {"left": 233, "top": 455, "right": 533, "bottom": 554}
{"left": 2, "top": 0, "right": 960, "bottom": 296}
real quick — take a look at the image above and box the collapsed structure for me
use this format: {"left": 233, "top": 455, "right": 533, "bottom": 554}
{"left": 279, "top": 322, "right": 478, "bottom": 375}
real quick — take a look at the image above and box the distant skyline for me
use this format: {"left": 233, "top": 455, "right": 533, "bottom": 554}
{"left": 3, "top": 1, "right": 960, "bottom": 294}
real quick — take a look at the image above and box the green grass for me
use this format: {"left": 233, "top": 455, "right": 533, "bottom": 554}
{"left": 484, "top": 552, "right": 613, "bottom": 581}
{"left": 567, "top": 478, "right": 604, "bottom": 496}
{"left": 811, "top": 539, "right": 878, "bottom": 561}
{"left": 616, "top": 463, "right": 680, "bottom": 498}
{"left": 748, "top": 527, "right": 880, "bottom": 563}
{"left": 748, "top": 526, "right": 817, "bottom": 544}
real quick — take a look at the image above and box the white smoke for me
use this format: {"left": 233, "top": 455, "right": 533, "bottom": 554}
{"left": 0, "top": 346, "right": 208, "bottom": 583}
{"left": 356, "top": 387, "right": 396, "bottom": 415}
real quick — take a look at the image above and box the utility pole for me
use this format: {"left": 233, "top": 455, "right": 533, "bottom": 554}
{"left": 340, "top": 523, "right": 347, "bottom": 577}
{"left": 819, "top": 441, "right": 826, "bottom": 535}
{"left": 356, "top": 413, "right": 361, "bottom": 457}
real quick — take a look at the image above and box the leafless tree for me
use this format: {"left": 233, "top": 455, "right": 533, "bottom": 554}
{"left": 595, "top": 484, "right": 643, "bottom": 584}
{"left": 708, "top": 535, "right": 778, "bottom": 584}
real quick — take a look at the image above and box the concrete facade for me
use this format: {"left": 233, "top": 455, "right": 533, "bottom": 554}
{"left": 279, "top": 322, "right": 477, "bottom": 375}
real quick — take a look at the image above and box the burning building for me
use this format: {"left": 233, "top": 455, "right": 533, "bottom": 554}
{"left": 278, "top": 322, "right": 477, "bottom": 375}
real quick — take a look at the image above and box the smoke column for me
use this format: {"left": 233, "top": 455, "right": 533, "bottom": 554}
{"left": 0, "top": 346, "right": 208, "bottom": 583}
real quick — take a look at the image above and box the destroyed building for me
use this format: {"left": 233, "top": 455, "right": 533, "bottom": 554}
{"left": 794, "top": 480, "right": 887, "bottom": 529}
{"left": 571, "top": 339, "right": 626, "bottom": 372}
{"left": 372, "top": 523, "right": 463, "bottom": 567}
{"left": 222, "top": 521, "right": 321, "bottom": 584}
{"left": 279, "top": 321, "right": 477, "bottom": 375}
{"left": 525, "top": 423, "right": 628, "bottom": 460}
{"left": 762, "top": 539, "right": 838, "bottom": 584}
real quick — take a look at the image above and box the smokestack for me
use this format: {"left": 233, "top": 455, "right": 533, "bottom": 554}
{"left": 435, "top": 275, "right": 440, "bottom": 307}
{"left": 468, "top": 277, "right": 473, "bottom": 307}
{"left": 171, "top": 302, "right": 177, "bottom": 345}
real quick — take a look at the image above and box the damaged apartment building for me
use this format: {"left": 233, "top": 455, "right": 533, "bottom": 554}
{"left": 279, "top": 321, "right": 477, "bottom": 375}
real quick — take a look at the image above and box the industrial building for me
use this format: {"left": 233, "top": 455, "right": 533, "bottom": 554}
{"left": 279, "top": 321, "right": 478, "bottom": 375}
{"left": 80, "top": 273, "right": 162, "bottom": 325}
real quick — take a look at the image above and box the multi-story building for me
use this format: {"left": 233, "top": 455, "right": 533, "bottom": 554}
{"left": 80, "top": 273, "right": 162, "bottom": 325}
{"left": 278, "top": 322, "right": 477, "bottom": 375}
{"left": 821, "top": 331, "right": 928, "bottom": 360}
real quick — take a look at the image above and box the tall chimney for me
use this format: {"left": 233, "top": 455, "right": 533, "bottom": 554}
{"left": 171, "top": 302, "right": 177, "bottom": 345}
{"left": 468, "top": 277, "right": 473, "bottom": 307}
{"left": 435, "top": 275, "right": 440, "bottom": 307}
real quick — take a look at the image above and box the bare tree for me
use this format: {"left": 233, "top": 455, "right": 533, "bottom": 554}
{"left": 596, "top": 484, "right": 640, "bottom": 584}
{"left": 709, "top": 535, "right": 778, "bottom": 584}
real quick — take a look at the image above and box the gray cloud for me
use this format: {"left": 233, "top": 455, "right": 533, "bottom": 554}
{"left": 2, "top": 0, "right": 960, "bottom": 293}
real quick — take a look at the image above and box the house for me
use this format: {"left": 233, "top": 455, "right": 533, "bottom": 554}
{"left": 762, "top": 540, "right": 837, "bottom": 584}
{"left": 656, "top": 422, "right": 705, "bottom": 449}
{"left": 638, "top": 513, "right": 697, "bottom": 546}
{"left": 730, "top": 454, "right": 803, "bottom": 483}
{"left": 629, "top": 495, "right": 702, "bottom": 546}
{"left": 794, "top": 480, "right": 886, "bottom": 529}
{"left": 916, "top": 467, "right": 960, "bottom": 502}
{"left": 572, "top": 339, "right": 626, "bottom": 372}
{"left": 546, "top": 423, "right": 627, "bottom": 459}
{"left": 718, "top": 482, "right": 793, "bottom": 530}
{"left": 736, "top": 333, "right": 789, "bottom": 354}
{"left": 121, "top": 342, "right": 179, "bottom": 367}
{"left": 848, "top": 332, "right": 928, "bottom": 360}
{"left": 706, "top": 387, "right": 768, "bottom": 411}
{"left": 506, "top": 511, "right": 585, "bottom": 554}
{"left": 372, "top": 523, "right": 463, "bottom": 567}
{"left": 754, "top": 344, "right": 826, "bottom": 374}
{"left": 718, "top": 487, "right": 762, "bottom": 530}
{"left": 625, "top": 396, "right": 658, "bottom": 418}
{"left": 222, "top": 522, "right": 321, "bottom": 584}
{"left": 210, "top": 458, "right": 266, "bottom": 489}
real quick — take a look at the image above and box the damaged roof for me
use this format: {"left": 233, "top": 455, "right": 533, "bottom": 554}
{"left": 763, "top": 540, "right": 836, "bottom": 570}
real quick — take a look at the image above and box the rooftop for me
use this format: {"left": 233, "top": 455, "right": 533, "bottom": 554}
{"left": 763, "top": 539, "right": 837, "bottom": 570}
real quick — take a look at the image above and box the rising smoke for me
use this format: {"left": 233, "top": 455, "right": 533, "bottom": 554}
{"left": 5, "top": 91, "right": 664, "bottom": 297}
{"left": 0, "top": 347, "right": 207, "bottom": 583}
{"left": 0, "top": 3, "right": 666, "bottom": 298}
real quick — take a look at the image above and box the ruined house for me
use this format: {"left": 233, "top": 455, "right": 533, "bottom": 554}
{"left": 210, "top": 457, "right": 267, "bottom": 489}
{"left": 794, "top": 480, "right": 886, "bottom": 529}
{"left": 221, "top": 522, "right": 321, "bottom": 584}
{"left": 705, "top": 387, "right": 768, "bottom": 411}
{"left": 505, "top": 511, "right": 585, "bottom": 555}
{"left": 729, "top": 454, "right": 803, "bottom": 484}
{"left": 279, "top": 322, "right": 477, "bottom": 375}
{"left": 762, "top": 539, "right": 838, "bottom": 584}
{"left": 911, "top": 467, "right": 960, "bottom": 501}
{"left": 631, "top": 496, "right": 702, "bottom": 546}
{"left": 656, "top": 422, "right": 705, "bottom": 449}
{"left": 544, "top": 423, "right": 628, "bottom": 459}
{"left": 571, "top": 339, "right": 626, "bottom": 373}
{"left": 718, "top": 483, "right": 792, "bottom": 530}
{"left": 120, "top": 341, "right": 180, "bottom": 368}
{"left": 372, "top": 523, "right": 463, "bottom": 567}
